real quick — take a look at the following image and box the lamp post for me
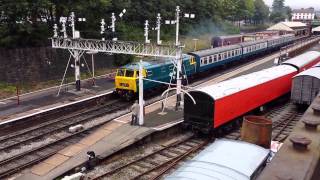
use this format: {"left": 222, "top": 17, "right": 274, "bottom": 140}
{"left": 86, "top": 51, "right": 98, "bottom": 86}
{"left": 192, "top": 38, "right": 199, "bottom": 51}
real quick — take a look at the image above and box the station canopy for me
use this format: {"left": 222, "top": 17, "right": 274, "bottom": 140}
{"left": 312, "top": 26, "right": 320, "bottom": 32}
{"left": 267, "top": 21, "right": 307, "bottom": 32}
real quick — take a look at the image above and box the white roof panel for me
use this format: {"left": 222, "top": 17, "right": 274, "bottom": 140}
{"left": 294, "top": 66, "right": 320, "bottom": 79}
{"left": 166, "top": 139, "right": 270, "bottom": 180}
{"left": 195, "top": 65, "right": 296, "bottom": 100}
{"left": 282, "top": 51, "right": 320, "bottom": 68}
{"left": 312, "top": 26, "right": 320, "bottom": 32}
{"left": 282, "top": 21, "right": 306, "bottom": 28}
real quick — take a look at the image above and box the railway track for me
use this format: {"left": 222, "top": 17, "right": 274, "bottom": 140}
{"left": 90, "top": 133, "right": 208, "bottom": 180}
{"left": 224, "top": 102, "right": 304, "bottom": 142}
{"left": 0, "top": 100, "right": 130, "bottom": 178}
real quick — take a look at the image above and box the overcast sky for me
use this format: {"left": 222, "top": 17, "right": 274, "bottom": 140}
{"left": 263, "top": 0, "right": 320, "bottom": 10}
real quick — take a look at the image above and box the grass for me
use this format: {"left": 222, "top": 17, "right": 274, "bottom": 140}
{"left": 181, "top": 34, "right": 212, "bottom": 52}
{"left": 0, "top": 67, "right": 117, "bottom": 99}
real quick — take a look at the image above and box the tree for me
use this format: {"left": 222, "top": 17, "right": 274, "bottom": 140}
{"left": 285, "top": 6, "right": 292, "bottom": 20}
{"left": 253, "top": 0, "right": 270, "bottom": 24}
{"left": 270, "top": 0, "right": 286, "bottom": 23}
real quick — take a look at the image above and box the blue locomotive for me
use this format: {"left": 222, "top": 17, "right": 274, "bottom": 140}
{"left": 115, "top": 34, "right": 297, "bottom": 100}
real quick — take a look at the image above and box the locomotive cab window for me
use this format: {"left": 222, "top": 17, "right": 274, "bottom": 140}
{"left": 147, "top": 70, "right": 153, "bottom": 77}
{"left": 136, "top": 70, "right": 146, "bottom": 78}
{"left": 190, "top": 57, "right": 196, "bottom": 65}
{"left": 117, "top": 69, "right": 125, "bottom": 76}
{"left": 169, "top": 65, "right": 174, "bottom": 71}
{"left": 126, "top": 70, "right": 134, "bottom": 77}
{"left": 161, "top": 66, "right": 166, "bottom": 72}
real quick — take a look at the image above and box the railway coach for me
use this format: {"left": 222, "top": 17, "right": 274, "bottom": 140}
{"left": 184, "top": 51, "right": 320, "bottom": 134}
{"left": 114, "top": 34, "right": 297, "bottom": 100}
{"left": 291, "top": 62, "right": 320, "bottom": 105}
{"left": 211, "top": 35, "right": 243, "bottom": 48}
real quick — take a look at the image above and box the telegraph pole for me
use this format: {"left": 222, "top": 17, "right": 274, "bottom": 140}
{"left": 156, "top": 13, "right": 162, "bottom": 45}
{"left": 144, "top": 20, "right": 150, "bottom": 43}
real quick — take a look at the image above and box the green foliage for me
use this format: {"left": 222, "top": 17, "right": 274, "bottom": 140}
{"left": 0, "top": 0, "right": 271, "bottom": 49}
{"left": 270, "top": 0, "right": 287, "bottom": 23}
{"left": 253, "top": 0, "right": 270, "bottom": 24}
{"left": 0, "top": 81, "right": 16, "bottom": 93}
{"left": 113, "top": 54, "right": 134, "bottom": 66}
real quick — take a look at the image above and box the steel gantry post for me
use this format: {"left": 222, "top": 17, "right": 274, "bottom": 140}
{"left": 74, "top": 50, "right": 81, "bottom": 91}
{"left": 139, "top": 60, "right": 144, "bottom": 125}
{"left": 175, "top": 6, "right": 182, "bottom": 110}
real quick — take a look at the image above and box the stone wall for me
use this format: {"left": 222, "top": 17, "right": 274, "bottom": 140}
{"left": 0, "top": 47, "right": 114, "bottom": 84}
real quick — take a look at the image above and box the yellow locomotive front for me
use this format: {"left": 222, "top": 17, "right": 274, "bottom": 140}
{"left": 115, "top": 68, "right": 146, "bottom": 100}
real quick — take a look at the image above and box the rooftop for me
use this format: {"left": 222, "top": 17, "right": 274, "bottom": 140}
{"left": 292, "top": 8, "right": 315, "bottom": 14}
{"left": 267, "top": 21, "right": 307, "bottom": 32}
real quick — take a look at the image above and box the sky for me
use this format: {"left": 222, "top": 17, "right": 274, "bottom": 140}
{"left": 263, "top": 0, "right": 320, "bottom": 10}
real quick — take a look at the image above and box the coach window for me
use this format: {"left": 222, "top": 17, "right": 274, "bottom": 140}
{"left": 204, "top": 57, "right": 208, "bottom": 64}
{"left": 209, "top": 56, "right": 212, "bottom": 63}
{"left": 213, "top": 55, "right": 217, "bottom": 62}
{"left": 218, "top": 54, "right": 221, "bottom": 60}
{"left": 231, "top": 51, "right": 234, "bottom": 56}
{"left": 223, "top": 53, "right": 226, "bottom": 59}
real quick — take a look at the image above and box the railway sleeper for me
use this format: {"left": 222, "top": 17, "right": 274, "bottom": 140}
{"left": 174, "top": 145, "right": 190, "bottom": 151}
{"left": 166, "top": 148, "right": 184, "bottom": 155}
{"left": 143, "top": 159, "right": 160, "bottom": 166}
{"left": 129, "top": 165, "right": 147, "bottom": 173}
{"left": 135, "top": 161, "right": 152, "bottom": 169}
{"left": 158, "top": 151, "right": 175, "bottom": 158}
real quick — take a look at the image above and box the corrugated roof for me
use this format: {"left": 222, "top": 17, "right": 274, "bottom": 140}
{"left": 166, "top": 139, "right": 270, "bottom": 180}
{"left": 195, "top": 65, "right": 296, "bottom": 99}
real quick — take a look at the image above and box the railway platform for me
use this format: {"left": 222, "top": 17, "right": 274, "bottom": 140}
{"left": 15, "top": 96, "right": 184, "bottom": 180}
{"left": 258, "top": 94, "right": 320, "bottom": 180}
{"left": 0, "top": 74, "right": 115, "bottom": 122}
